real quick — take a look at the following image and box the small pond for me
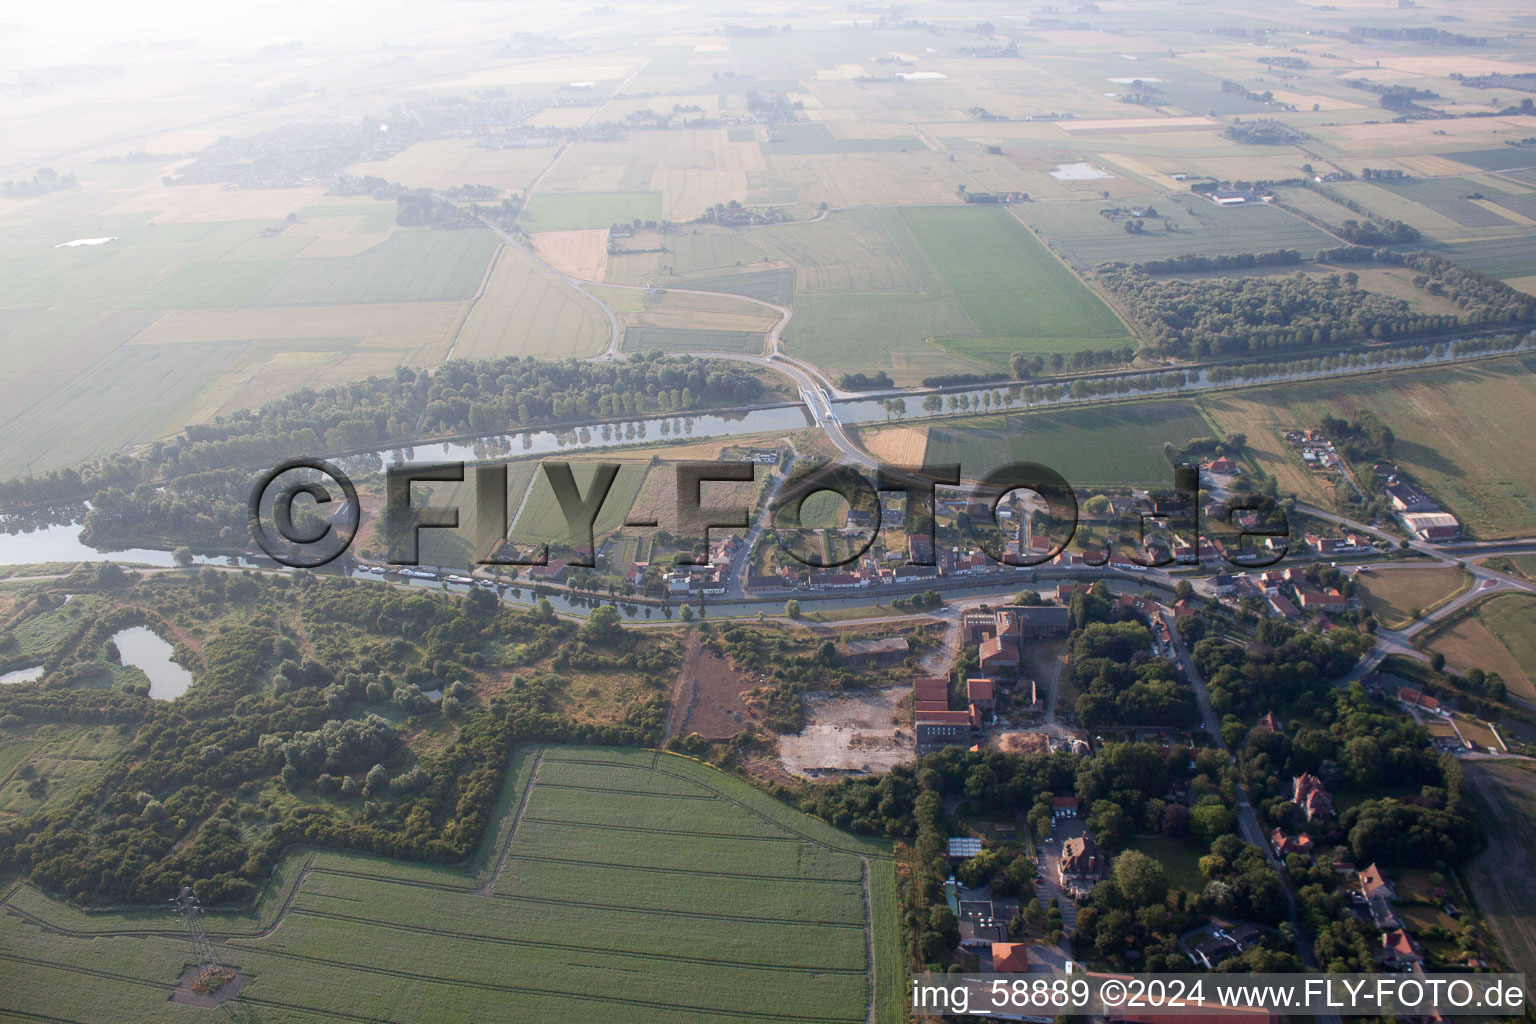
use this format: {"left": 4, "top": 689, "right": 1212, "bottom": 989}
{"left": 111, "top": 626, "right": 194, "bottom": 700}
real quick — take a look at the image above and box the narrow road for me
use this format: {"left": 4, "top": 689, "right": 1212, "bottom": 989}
{"left": 1163, "top": 606, "right": 1338, "bottom": 1024}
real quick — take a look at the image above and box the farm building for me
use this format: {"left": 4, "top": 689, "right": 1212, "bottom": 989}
{"left": 1402, "top": 511, "right": 1461, "bottom": 542}
{"left": 1386, "top": 482, "right": 1436, "bottom": 513}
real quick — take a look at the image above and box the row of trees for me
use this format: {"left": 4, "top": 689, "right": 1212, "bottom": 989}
{"left": 0, "top": 352, "right": 768, "bottom": 512}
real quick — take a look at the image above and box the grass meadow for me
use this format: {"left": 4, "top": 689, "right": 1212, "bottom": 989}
{"left": 0, "top": 746, "right": 901, "bottom": 1024}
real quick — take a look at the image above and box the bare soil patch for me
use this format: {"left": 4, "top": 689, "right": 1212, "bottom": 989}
{"left": 169, "top": 964, "right": 250, "bottom": 1007}
{"left": 669, "top": 634, "right": 758, "bottom": 740}
{"left": 777, "top": 684, "right": 914, "bottom": 777}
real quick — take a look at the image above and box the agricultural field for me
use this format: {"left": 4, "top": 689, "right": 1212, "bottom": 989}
{"left": 924, "top": 399, "right": 1211, "bottom": 488}
{"left": 621, "top": 327, "right": 764, "bottom": 355}
{"left": 1427, "top": 594, "right": 1536, "bottom": 703}
{"left": 453, "top": 244, "right": 609, "bottom": 361}
{"left": 507, "top": 461, "right": 649, "bottom": 550}
{"left": 1013, "top": 195, "right": 1338, "bottom": 270}
{"left": 520, "top": 191, "right": 665, "bottom": 232}
{"left": 1354, "top": 566, "right": 1471, "bottom": 630}
{"left": 0, "top": 747, "right": 902, "bottom": 1024}
{"left": 781, "top": 205, "right": 1131, "bottom": 381}
{"left": 347, "top": 138, "right": 560, "bottom": 193}
{"left": 1464, "top": 761, "right": 1536, "bottom": 983}
{"left": 1202, "top": 358, "right": 1536, "bottom": 539}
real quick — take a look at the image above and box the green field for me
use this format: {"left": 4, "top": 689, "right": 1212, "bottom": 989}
{"left": 621, "top": 327, "right": 765, "bottom": 354}
{"left": 258, "top": 230, "right": 499, "bottom": 305}
{"left": 899, "top": 205, "right": 1129, "bottom": 348}
{"left": 1469, "top": 595, "right": 1536, "bottom": 685}
{"left": 782, "top": 206, "right": 1132, "bottom": 380}
{"left": 1452, "top": 148, "right": 1536, "bottom": 173}
{"left": 508, "top": 462, "right": 650, "bottom": 548}
{"left": 923, "top": 399, "right": 1210, "bottom": 487}
{"left": 521, "top": 191, "right": 665, "bottom": 232}
{"left": 0, "top": 722, "right": 129, "bottom": 819}
{"left": 1438, "top": 236, "right": 1536, "bottom": 280}
{"left": 1127, "top": 835, "right": 1206, "bottom": 892}
{"left": 0, "top": 746, "right": 900, "bottom": 1024}
{"left": 130, "top": 229, "right": 499, "bottom": 308}
{"left": 1014, "top": 195, "right": 1338, "bottom": 270}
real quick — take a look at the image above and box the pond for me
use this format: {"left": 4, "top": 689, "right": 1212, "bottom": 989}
{"left": 0, "top": 665, "right": 44, "bottom": 685}
{"left": 111, "top": 626, "right": 195, "bottom": 700}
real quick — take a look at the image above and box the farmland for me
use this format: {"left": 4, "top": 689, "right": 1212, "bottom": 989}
{"left": 923, "top": 399, "right": 1211, "bottom": 487}
{"left": 453, "top": 244, "right": 608, "bottom": 361}
{"left": 1463, "top": 761, "right": 1536, "bottom": 984}
{"left": 781, "top": 205, "right": 1132, "bottom": 381}
{"left": 1202, "top": 358, "right": 1536, "bottom": 539}
{"left": 1013, "top": 195, "right": 1337, "bottom": 270}
{"left": 507, "top": 462, "right": 649, "bottom": 549}
{"left": 1354, "top": 566, "right": 1471, "bottom": 630}
{"left": 520, "top": 191, "right": 665, "bottom": 232}
{"left": 0, "top": 746, "right": 900, "bottom": 1024}
{"left": 1427, "top": 594, "right": 1536, "bottom": 702}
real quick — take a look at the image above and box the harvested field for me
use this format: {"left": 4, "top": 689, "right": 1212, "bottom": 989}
{"left": 1428, "top": 594, "right": 1536, "bottom": 703}
{"left": 1464, "top": 761, "right": 1536, "bottom": 983}
{"left": 529, "top": 228, "right": 609, "bottom": 281}
{"left": 857, "top": 424, "right": 929, "bottom": 468}
{"left": 453, "top": 244, "right": 608, "bottom": 361}
{"left": 1354, "top": 566, "right": 1470, "bottom": 630}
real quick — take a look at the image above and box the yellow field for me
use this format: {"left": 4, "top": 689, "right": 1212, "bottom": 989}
{"left": 530, "top": 228, "right": 609, "bottom": 281}
{"left": 594, "top": 287, "right": 780, "bottom": 334}
{"left": 535, "top": 132, "right": 766, "bottom": 219}
{"left": 453, "top": 245, "right": 608, "bottom": 361}
{"left": 857, "top": 424, "right": 929, "bottom": 468}
{"left": 1354, "top": 566, "right": 1470, "bottom": 629}
{"left": 347, "top": 138, "right": 559, "bottom": 193}
{"left": 1313, "top": 116, "right": 1536, "bottom": 158}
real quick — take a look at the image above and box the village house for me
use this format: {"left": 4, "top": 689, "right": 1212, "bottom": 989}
{"left": 1379, "top": 929, "right": 1423, "bottom": 969}
{"left": 1270, "top": 829, "right": 1313, "bottom": 858}
{"left": 1292, "top": 773, "right": 1334, "bottom": 821}
{"left": 1397, "top": 687, "right": 1446, "bottom": 716}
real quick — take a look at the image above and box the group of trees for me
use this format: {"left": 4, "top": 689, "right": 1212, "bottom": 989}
{"left": 1338, "top": 217, "right": 1421, "bottom": 245}
{"left": 1094, "top": 246, "right": 1535, "bottom": 359}
{"left": 1193, "top": 618, "right": 1372, "bottom": 720}
{"left": 1070, "top": 610, "right": 1199, "bottom": 728}
{"left": 0, "top": 571, "right": 660, "bottom": 904}
{"left": 0, "top": 168, "right": 76, "bottom": 197}
{"left": 0, "top": 351, "right": 768, "bottom": 523}
{"left": 1130, "top": 249, "right": 1302, "bottom": 276}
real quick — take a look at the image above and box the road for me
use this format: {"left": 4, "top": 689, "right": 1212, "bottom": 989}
{"left": 1162, "top": 607, "right": 1338, "bottom": 1024}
